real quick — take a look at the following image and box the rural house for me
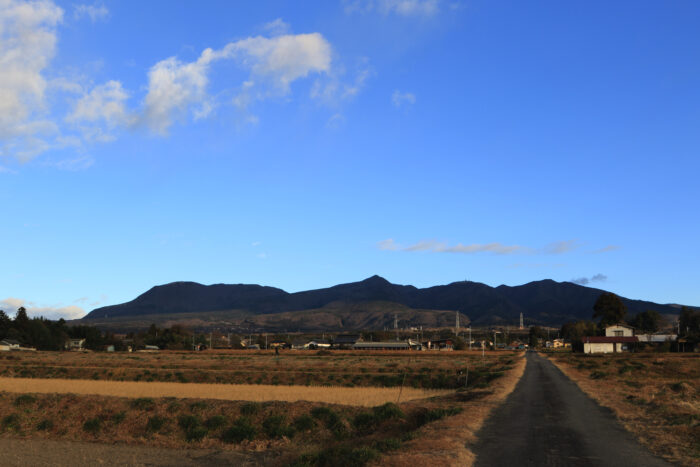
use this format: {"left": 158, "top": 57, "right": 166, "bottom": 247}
{"left": 333, "top": 334, "right": 363, "bottom": 349}
{"left": 583, "top": 324, "right": 638, "bottom": 354}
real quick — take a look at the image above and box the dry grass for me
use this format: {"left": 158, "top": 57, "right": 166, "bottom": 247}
{"left": 0, "top": 350, "right": 523, "bottom": 466}
{"left": 0, "top": 350, "right": 509, "bottom": 390}
{"left": 374, "top": 352, "right": 527, "bottom": 466}
{"left": 547, "top": 352, "right": 700, "bottom": 467}
{"left": 0, "top": 377, "right": 448, "bottom": 406}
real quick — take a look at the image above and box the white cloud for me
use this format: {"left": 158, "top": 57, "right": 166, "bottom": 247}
{"left": 73, "top": 2, "right": 108, "bottom": 22}
{"left": 345, "top": 0, "right": 440, "bottom": 16}
{"left": 67, "top": 80, "right": 132, "bottom": 141}
{"left": 143, "top": 32, "right": 332, "bottom": 134}
{"left": 0, "top": 297, "right": 85, "bottom": 320}
{"left": 48, "top": 153, "right": 94, "bottom": 171}
{"left": 0, "top": 0, "right": 63, "bottom": 161}
{"left": 392, "top": 90, "right": 415, "bottom": 107}
{"left": 262, "top": 18, "right": 290, "bottom": 36}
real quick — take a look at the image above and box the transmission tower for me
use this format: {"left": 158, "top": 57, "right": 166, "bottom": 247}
{"left": 519, "top": 312, "right": 524, "bottom": 330}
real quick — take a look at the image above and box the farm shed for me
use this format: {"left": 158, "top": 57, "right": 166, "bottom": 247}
{"left": 583, "top": 336, "right": 638, "bottom": 354}
{"left": 0, "top": 339, "right": 21, "bottom": 350}
{"left": 353, "top": 341, "right": 411, "bottom": 351}
{"left": 333, "top": 334, "right": 363, "bottom": 349}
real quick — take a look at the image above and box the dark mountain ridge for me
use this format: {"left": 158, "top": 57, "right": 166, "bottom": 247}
{"left": 84, "top": 276, "right": 685, "bottom": 327}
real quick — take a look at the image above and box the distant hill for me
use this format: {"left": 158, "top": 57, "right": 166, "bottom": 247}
{"left": 80, "top": 276, "right": 686, "bottom": 331}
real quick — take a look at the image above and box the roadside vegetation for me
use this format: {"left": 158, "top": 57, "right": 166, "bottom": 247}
{"left": 548, "top": 353, "right": 700, "bottom": 466}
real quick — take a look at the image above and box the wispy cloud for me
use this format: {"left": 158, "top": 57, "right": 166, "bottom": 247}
{"left": 345, "top": 0, "right": 440, "bottom": 17}
{"left": 380, "top": 238, "right": 585, "bottom": 256}
{"left": 0, "top": 297, "right": 85, "bottom": 320}
{"left": 541, "top": 240, "right": 579, "bottom": 255}
{"left": 73, "top": 3, "right": 109, "bottom": 22}
{"left": 392, "top": 90, "right": 416, "bottom": 107}
{"left": 378, "top": 238, "right": 527, "bottom": 255}
{"left": 570, "top": 273, "right": 608, "bottom": 286}
{"left": 591, "top": 245, "right": 621, "bottom": 254}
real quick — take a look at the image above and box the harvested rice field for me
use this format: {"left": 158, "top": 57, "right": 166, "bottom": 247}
{"left": 0, "top": 377, "right": 448, "bottom": 406}
{"left": 0, "top": 350, "right": 524, "bottom": 466}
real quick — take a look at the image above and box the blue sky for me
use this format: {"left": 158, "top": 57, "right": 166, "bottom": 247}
{"left": 1, "top": 0, "right": 699, "bottom": 319}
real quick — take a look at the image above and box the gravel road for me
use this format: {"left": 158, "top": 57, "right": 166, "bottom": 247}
{"left": 473, "top": 352, "right": 672, "bottom": 467}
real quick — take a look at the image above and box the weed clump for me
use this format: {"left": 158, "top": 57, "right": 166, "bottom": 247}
{"left": 146, "top": 416, "right": 168, "bottom": 433}
{"left": 221, "top": 417, "right": 257, "bottom": 443}
{"left": 83, "top": 417, "right": 101, "bottom": 434}
{"left": 263, "top": 414, "right": 295, "bottom": 438}
{"left": 36, "top": 419, "right": 54, "bottom": 431}
{"left": 130, "top": 398, "right": 156, "bottom": 411}
{"left": 240, "top": 402, "right": 260, "bottom": 415}
{"left": 204, "top": 415, "right": 227, "bottom": 430}
{"left": 293, "top": 414, "right": 315, "bottom": 432}
{"left": 14, "top": 394, "right": 37, "bottom": 407}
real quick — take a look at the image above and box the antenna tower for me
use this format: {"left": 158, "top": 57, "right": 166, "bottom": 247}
{"left": 455, "top": 311, "right": 460, "bottom": 336}
{"left": 519, "top": 312, "right": 524, "bottom": 329}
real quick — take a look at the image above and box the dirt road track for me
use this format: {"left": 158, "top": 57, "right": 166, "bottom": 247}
{"left": 473, "top": 352, "right": 672, "bottom": 467}
{"left": 0, "top": 438, "right": 274, "bottom": 466}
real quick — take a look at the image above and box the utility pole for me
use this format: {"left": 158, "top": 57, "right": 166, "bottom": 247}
{"left": 455, "top": 311, "right": 460, "bottom": 336}
{"left": 209, "top": 333, "right": 212, "bottom": 350}
{"left": 469, "top": 326, "right": 472, "bottom": 351}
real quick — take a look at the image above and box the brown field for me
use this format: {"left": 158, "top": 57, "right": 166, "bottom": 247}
{"left": 0, "top": 377, "right": 448, "bottom": 406}
{"left": 0, "top": 349, "right": 512, "bottom": 389}
{"left": 0, "top": 350, "right": 525, "bottom": 466}
{"left": 547, "top": 352, "right": 700, "bottom": 467}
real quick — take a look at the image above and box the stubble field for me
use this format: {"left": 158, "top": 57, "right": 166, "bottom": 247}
{"left": 0, "top": 350, "right": 524, "bottom": 466}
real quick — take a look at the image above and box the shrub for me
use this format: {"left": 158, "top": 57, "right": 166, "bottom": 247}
{"left": 352, "top": 412, "right": 376, "bottom": 431}
{"left": 189, "top": 401, "right": 207, "bottom": 411}
{"left": 221, "top": 417, "right": 257, "bottom": 443}
{"left": 83, "top": 417, "right": 101, "bottom": 434}
{"left": 185, "top": 425, "right": 208, "bottom": 442}
{"left": 14, "top": 394, "right": 37, "bottom": 407}
{"left": 2, "top": 414, "right": 20, "bottom": 430}
{"left": 372, "top": 437, "right": 402, "bottom": 452}
{"left": 293, "top": 414, "right": 315, "bottom": 432}
{"left": 373, "top": 402, "right": 404, "bottom": 421}
{"left": 205, "top": 415, "right": 227, "bottom": 430}
{"left": 314, "top": 446, "right": 380, "bottom": 467}
{"left": 130, "top": 398, "right": 156, "bottom": 411}
{"left": 178, "top": 414, "right": 201, "bottom": 431}
{"left": 111, "top": 411, "right": 126, "bottom": 425}
{"left": 36, "top": 419, "right": 54, "bottom": 431}
{"left": 146, "top": 416, "right": 168, "bottom": 433}
{"left": 263, "top": 414, "right": 295, "bottom": 438}
{"left": 411, "top": 407, "right": 463, "bottom": 427}
{"left": 240, "top": 402, "right": 260, "bottom": 415}
{"left": 310, "top": 406, "right": 334, "bottom": 420}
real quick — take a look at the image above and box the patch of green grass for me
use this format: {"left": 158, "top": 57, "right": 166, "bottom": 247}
{"left": 178, "top": 414, "right": 201, "bottom": 431}
{"left": 185, "top": 425, "right": 208, "bottom": 442}
{"left": 411, "top": 407, "right": 463, "bottom": 427}
{"left": 111, "top": 411, "right": 126, "bottom": 425}
{"left": 189, "top": 401, "right": 207, "bottom": 411}
{"left": 372, "top": 402, "right": 404, "bottom": 421}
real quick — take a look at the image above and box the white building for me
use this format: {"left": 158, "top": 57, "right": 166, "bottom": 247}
{"left": 604, "top": 323, "right": 634, "bottom": 337}
{"left": 583, "top": 324, "right": 637, "bottom": 354}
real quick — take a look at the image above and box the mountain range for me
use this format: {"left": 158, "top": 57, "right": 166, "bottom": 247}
{"left": 79, "top": 276, "right": 686, "bottom": 332}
